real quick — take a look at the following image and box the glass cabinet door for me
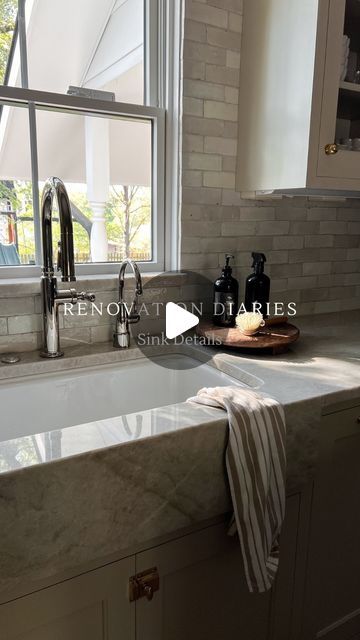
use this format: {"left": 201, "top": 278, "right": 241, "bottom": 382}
{"left": 317, "top": 0, "right": 360, "bottom": 181}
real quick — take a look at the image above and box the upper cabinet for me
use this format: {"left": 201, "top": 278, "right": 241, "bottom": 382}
{"left": 236, "top": 0, "right": 360, "bottom": 196}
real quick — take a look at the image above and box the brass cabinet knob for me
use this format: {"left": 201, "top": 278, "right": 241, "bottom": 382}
{"left": 325, "top": 143, "right": 338, "bottom": 155}
{"left": 144, "top": 584, "right": 154, "bottom": 601}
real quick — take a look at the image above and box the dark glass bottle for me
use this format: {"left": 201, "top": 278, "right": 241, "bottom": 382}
{"left": 245, "top": 252, "right": 270, "bottom": 317}
{"left": 213, "top": 254, "right": 239, "bottom": 327}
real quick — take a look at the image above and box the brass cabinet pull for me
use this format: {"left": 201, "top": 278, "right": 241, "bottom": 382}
{"left": 325, "top": 143, "right": 338, "bottom": 155}
{"left": 129, "top": 567, "right": 160, "bottom": 602}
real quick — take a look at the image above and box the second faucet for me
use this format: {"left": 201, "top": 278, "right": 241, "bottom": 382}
{"left": 113, "top": 259, "right": 143, "bottom": 348}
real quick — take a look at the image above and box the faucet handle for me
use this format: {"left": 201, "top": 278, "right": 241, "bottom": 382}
{"left": 77, "top": 291, "right": 96, "bottom": 303}
{"left": 128, "top": 312, "right": 140, "bottom": 324}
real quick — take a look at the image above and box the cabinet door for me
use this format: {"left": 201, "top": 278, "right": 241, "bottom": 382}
{"left": 303, "top": 404, "right": 360, "bottom": 640}
{"left": 135, "top": 497, "right": 301, "bottom": 640}
{"left": 135, "top": 521, "right": 271, "bottom": 640}
{"left": 269, "top": 492, "right": 307, "bottom": 640}
{"left": 316, "top": 0, "right": 360, "bottom": 183}
{"left": 0, "top": 557, "right": 135, "bottom": 640}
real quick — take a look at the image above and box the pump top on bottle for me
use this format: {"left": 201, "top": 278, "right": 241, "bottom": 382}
{"left": 213, "top": 254, "right": 239, "bottom": 327}
{"left": 244, "top": 252, "right": 270, "bottom": 317}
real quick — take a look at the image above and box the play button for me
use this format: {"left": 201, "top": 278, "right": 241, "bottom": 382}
{"left": 134, "top": 270, "right": 215, "bottom": 370}
{"left": 165, "top": 302, "right": 199, "bottom": 339}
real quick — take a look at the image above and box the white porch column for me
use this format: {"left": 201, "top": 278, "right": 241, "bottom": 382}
{"left": 85, "top": 117, "right": 110, "bottom": 262}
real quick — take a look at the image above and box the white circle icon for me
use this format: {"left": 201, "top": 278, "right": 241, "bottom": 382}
{"left": 165, "top": 302, "right": 199, "bottom": 340}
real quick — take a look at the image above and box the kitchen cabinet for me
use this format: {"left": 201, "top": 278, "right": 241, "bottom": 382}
{"left": 302, "top": 402, "right": 360, "bottom": 640}
{"left": 236, "top": 0, "right": 360, "bottom": 195}
{"left": 2, "top": 398, "right": 360, "bottom": 639}
{"left": 0, "top": 493, "right": 307, "bottom": 640}
{"left": 135, "top": 495, "right": 304, "bottom": 640}
{"left": 0, "top": 556, "right": 135, "bottom": 640}
{"left": 135, "top": 520, "right": 272, "bottom": 640}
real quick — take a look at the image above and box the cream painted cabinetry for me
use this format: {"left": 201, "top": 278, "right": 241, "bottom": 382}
{"left": 302, "top": 402, "right": 360, "bottom": 640}
{"left": 0, "top": 557, "right": 135, "bottom": 640}
{"left": 0, "top": 493, "right": 307, "bottom": 640}
{"left": 135, "top": 495, "right": 304, "bottom": 640}
{"left": 136, "top": 521, "right": 273, "bottom": 640}
{"left": 237, "top": 0, "right": 360, "bottom": 195}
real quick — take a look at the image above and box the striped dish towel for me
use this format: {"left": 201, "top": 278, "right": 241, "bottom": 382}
{"left": 187, "top": 386, "right": 286, "bottom": 593}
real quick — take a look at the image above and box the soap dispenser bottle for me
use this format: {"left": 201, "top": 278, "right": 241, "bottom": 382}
{"left": 213, "top": 254, "right": 239, "bottom": 327}
{"left": 245, "top": 252, "right": 270, "bottom": 317}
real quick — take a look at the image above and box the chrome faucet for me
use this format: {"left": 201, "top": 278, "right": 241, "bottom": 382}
{"left": 40, "top": 177, "right": 95, "bottom": 358}
{"left": 113, "top": 259, "right": 143, "bottom": 348}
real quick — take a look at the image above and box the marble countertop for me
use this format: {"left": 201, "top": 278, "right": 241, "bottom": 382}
{"left": 0, "top": 308, "right": 359, "bottom": 391}
{"left": 1, "top": 310, "right": 359, "bottom": 400}
{"left": 205, "top": 312, "right": 360, "bottom": 409}
{"left": 0, "top": 311, "right": 359, "bottom": 478}
{"left": 0, "top": 311, "right": 359, "bottom": 601}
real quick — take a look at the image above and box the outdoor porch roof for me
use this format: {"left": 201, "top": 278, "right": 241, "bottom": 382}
{"left": 0, "top": 0, "right": 150, "bottom": 187}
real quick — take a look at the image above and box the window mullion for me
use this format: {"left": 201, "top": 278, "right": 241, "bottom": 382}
{"left": 164, "top": 0, "right": 182, "bottom": 271}
{"left": 18, "top": 0, "right": 28, "bottom": 88}
{"left": 27, "top": 104, "right": 42, "bottom": 266}
{"left": 144, "top": 0, "right": 161, "bottom": 108}
{"left": 0, "top": 85, "right": 163, "bottom": 120}
{"left": 18, "top": 0, "right": 42, "bottom": 266}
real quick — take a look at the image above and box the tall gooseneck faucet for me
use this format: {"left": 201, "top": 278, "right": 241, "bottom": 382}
{"left": 113, "top": 259, "right": 143, "bottom": 348}
{"left": 41, "top": 177, "right": 95, "bottom": 358}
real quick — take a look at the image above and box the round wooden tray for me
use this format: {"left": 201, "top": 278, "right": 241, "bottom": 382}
{"left": 196, "top": 321, "right": 300, "bottom": 355}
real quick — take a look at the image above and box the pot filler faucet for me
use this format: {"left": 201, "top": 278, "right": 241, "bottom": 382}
{"left": 40, "top": 177, "right": 95, "bottom": 358}
{"left": 113, "top": 259, "right": 143, "bottom": 348}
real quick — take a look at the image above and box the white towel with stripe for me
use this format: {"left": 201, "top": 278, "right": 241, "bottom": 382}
{"left": 187, "top": 386, "right": 286, "bottom": 593}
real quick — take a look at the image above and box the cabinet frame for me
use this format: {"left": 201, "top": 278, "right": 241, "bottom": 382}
{"left": 302, "top": 402, "right": 360, "bottom": 640}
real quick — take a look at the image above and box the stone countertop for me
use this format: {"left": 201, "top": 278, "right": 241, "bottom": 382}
{"left": 0, "top": 311, "right": 359, "bottom": 480}
{"left": 0, "top": 311, "right": 359, "bottom": 601}
{"left": 202, "top": 312, "right": 360, "bottom": 409}
{"left": 1, "top": 311, "right": 359, "bottom": 401}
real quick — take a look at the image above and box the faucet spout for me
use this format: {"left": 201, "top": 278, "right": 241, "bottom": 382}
{"left": 41, "top": 177, "right": 75, "bottom": 282}
{"left": 114, "top": 259, "right": 143, "bottom": 349}
{"left": 40, "top": 177, "right": 95, "bottom": 358}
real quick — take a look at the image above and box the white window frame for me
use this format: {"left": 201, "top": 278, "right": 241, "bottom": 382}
{"left": 0, "top": 0, "right": 182, "bottom": 279}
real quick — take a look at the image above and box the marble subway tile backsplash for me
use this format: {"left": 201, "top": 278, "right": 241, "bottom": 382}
{"left": 0, "top": 276, "right": 183, "bottom": 354}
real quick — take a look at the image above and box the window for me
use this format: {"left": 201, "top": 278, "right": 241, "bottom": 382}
{"left": 35, "top": 109, "right": 153, "bottom": 264}
{"left": 0, "top": 0, "right": 180, "bottom": 277}
{"left": 0, "top": 102, "right": 35, "bottom": 265}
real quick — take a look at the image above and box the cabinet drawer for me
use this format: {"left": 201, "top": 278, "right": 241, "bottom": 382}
{"left": 0, "top": 558, "right": 135, "bottom": 640}
{"left": 322, "top": 403, "right": 360, "bottom": 441}
{"left": 338, "top": 405, "right": 360, "bottom": 430}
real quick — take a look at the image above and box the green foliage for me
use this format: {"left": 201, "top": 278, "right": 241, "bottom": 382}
{"left": 0, "top": 179, "right": 19, "bottom": 208}
{"left": 13, "top": 181, "right": 35, "bottom": 257}
{"left": 105, "top": 185, "right": 151, "bottom": 256}
{"left": 69, "top": 192, "right": 92, "bottom": 256}
{"left": 0, "top": 179, "right": 152, "bottom": 263}
{"left": 0, "top": 180, "right": 35, "bottom": 259}
{"left": 0, "top": 0, "right": 17, "bottom": 84}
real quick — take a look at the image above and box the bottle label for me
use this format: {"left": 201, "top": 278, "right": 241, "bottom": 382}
{"left": 213, "top": 292, "right": 236, "bottom": 325}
